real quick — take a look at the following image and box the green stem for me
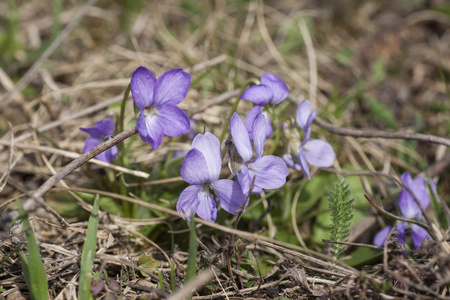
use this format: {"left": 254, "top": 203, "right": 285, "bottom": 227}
{"left": 219, "top": 79, "right": 259, "bottom": 144}
{"left": 117, "top": 84, "right": 133, "bottom": 217}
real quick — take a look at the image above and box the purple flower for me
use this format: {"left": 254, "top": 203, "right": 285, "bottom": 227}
{"left": 240, "top": 73, "right": 289, "bottom": 106}
{"left": 374, "top": 172, "right": 434, "bottom": 249}
{"left": 80, "top": 118, "right": 118, "bottom": 163}
{"left": 177, "top": 133, "right": 246, "bottom": 223}
{"left": 283, "top": 100, "right": 335, "bottom": 180}
{"left": 240, "top": 73, "right": 289, "bottom": 138}
{"left": 131, "top": 66, "right": 191, "bottom": 149}
{"left": 228, "top": 112, "right": 289, "bottom": 195}
{"left": 373, "top": 222, "right": 406, "bottom": 247}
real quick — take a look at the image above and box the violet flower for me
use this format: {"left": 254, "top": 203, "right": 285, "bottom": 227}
{"left": 177, "top": 132, "right": 246, "bottom": 223}
{"left": 80, "top": 118, "right": 118, "bottom": 163}
{"left": 131, "top": 66, "right": 191, "bottom": 149}
{"left": 228, "top": 112, "right": 289, "bottom": 195}
{"left": 240, "top": 73, "right": 289, "bottom": 137}
{"left": 283, "top": 100, "right": 335, "bottom": 180}
{"left": 374, "top": 172, "right": 434, "bottom": 249}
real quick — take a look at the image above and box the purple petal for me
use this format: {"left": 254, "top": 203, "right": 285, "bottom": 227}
{"left": 131, "top": 66, "right": 157, "bottom": 110}
{"left": 244, "top": 106, "right": 262, "bottom": 138}
{"left": 296, "top": 100, "right": 317, "bottom": 134}
{"left": 302, "top": 139, "right": 335, "bottom": 168}
{"left": 297, "top": 150, "right": 311, "bottom": 180}
{"left": 177, "top": 185, "right": 202, "bottom": 219}
{"left": 80, "top": 119, "right": 115, "bottom": 139}
{"left": 296, "top": 100, "right": 311, "bottom": 131}
{"left": 153, "top": 68, "right": 191, "bottom": 106}
{"left": 180, "top": 148, "right": 211, "bottom": 185}
{"left": 240, "top": 84, "right": 274, "bottom": 106}
{"left": 96, "top": 145, "right": 118, "bottom": 163}
{"left": 80, "top": 126, "right": 104, "bottom": 139}
{"left": 264, "top": 111, "right": 273, "bottom": 138}
{"left": 248, "top": 155, "right": 289, "bottom": 190}
{"left": 398, "top": 172, "right": 430, "bottom": 219}
{"left": 191, "top": 132, "right": 222, "bottom": 181}
{"left": 411, "top": 224, "right": 431, "bottom": 248}
{"left": 212, "top": 179, "right": 246, "bottom": 215}
{"left": 412, "top": 176, "right": 431, "bottom": 210}
{"left": 283, "top": 153, "right": 301, "bottom": 171}
{"left": 373, "top": 226, "right": 392, "bottom": 247}
{"left": 157, "top": 104, "right": 190, "bottom": 137}
{"left": 82, "top": 137, "right": 101, "bottom": 154}
{"left": 96, "top": 150, "right": 109, "bottom": 163}
{"left": 373, "top": 223, "right": 406, "bottom": 247}
{"left": 260, "top": 73, "right": 289, "bottom": 105}
{"left": 244, "top": 107, "right": 272, "bottom": 138}
{"left": 195, "top": 186, "right": 217, "bottom": 223}
{"left": 109, "top": 145, "right": 118, "bottom": 161}
{"left": 252, "top": 114, "right": 267, "bottom": 160}
{"left": 235, "top": 165, "right": 252, "bottom": 195}
{"left": 136, "top": 110, "right": 164, "bottom": 149}
{"left": 230, "top": 113, "right": 253, "bottom": 162}
{"left": 95, "top": 119, "right": 115, "bottom": 136}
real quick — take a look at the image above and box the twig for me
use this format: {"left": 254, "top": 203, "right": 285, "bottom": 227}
{"left": 24, "top": 127, "right": 138, "bottom": 226}
{"left": 168, "top": 268, "right": 214, "bottom": 300}
{"left": 0, "top": 140, "right": 149, "bottom": 178}
{"left": 313, "top": 115, "right": 450, "bottom": 147}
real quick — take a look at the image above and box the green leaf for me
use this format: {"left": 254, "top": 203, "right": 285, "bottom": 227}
{"left": 78, "top": 195, "right": 100, "bottom": 300}
{"left": 16, "top": 200, "right": 49, "bottom": 300}
{"left": 328, "top": 178, "right": 355, "bottom": 261}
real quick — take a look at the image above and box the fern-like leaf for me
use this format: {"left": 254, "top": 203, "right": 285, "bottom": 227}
{"left": 328, "top": 178, "right": 354, "bottom": 261}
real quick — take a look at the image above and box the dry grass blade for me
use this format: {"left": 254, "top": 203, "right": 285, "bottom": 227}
{"left": 0, "top": 122, "right": 14, "bottom": 192}
{"left": 168, "top": 268, "right": 214, "bottom": 300}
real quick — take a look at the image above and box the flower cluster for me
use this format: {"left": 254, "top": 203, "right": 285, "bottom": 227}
{"left": 374, "top": 172, "right": 434, "bottom": 249}
{"left": 228, "top": 112, "right": 289, "bottom": 196}
{"left": 80, "top": 68, "right": 336, "bottom": 223}
{"left": 283, "top": 100, "right": 335, "bottom": 180}
{"left": 176, "top": 133, "right": 246, "bottom": 222}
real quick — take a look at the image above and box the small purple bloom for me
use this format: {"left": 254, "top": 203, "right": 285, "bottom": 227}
{"left": 283, "top": 100, "right": 335, "bottom": 180}
{"left": 177, "top": 133, "right": 246, "bottom": 222}
{"left": 398, "top": 172, "right": 430, "bottom": 220}
{"left": 240, "top": 73, "right": 289, "bottom": 138}
{"left": 240, "top": 73, "right": 289, "bottom": 106}
{"left": 80, "top": 118, "right": 118, "bottom": 163}
{"left": 131, "top": 66, "right": 191, "bottom": 149}
{"left": 374, "top": 172, "right": 434, "bottom": 249}
{"left": 373, "top": 223, "right": 406, "bottom": 247}
{"left": 228, "top": 112, "right": 289, "bottom": 195}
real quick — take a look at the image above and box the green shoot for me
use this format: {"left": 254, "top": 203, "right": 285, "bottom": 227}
{"left": 78, "top": 195, "right": 100, "bottom": 300}
{"left": 328, "top": 178, "right": 354, "bottom": 261}
{"left": 16, "top": 199, "right": 49, "bottom": 300}
{"left": 185, "top": 218, "right": 198, "bottom": 284}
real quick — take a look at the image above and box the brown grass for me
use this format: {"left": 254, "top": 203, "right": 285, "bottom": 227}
{"left": 1, "top": 0, "right": 450, "bottom": 299}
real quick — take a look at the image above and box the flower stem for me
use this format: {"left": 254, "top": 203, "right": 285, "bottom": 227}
{"left": 219, "top": 78, "right": 259, "bottom": 145}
